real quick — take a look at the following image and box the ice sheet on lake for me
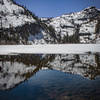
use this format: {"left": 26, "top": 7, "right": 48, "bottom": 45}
{"left": 0, "top": 44, "right": 100, "bottom": 55}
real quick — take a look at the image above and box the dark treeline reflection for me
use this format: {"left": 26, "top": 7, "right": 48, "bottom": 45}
{"left": 0, "top": 53, "right": 100, "bottom": 90}
{"left": 0, "top": 54, "right": 55, "bottom": 67}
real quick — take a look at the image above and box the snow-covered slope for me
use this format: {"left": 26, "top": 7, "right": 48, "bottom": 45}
{"left": 0, "top": 0, "right": 57, "bottom": 44}
{"left": 0, "top": 0, "right": 36, "bottom": 28}
{"left": 0, "top": 0, "right": 41, "bottom": 44}
{"left": 42, "top": 7, "right": 100, "bottom": 43}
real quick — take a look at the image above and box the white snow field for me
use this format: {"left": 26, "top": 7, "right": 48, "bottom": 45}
{"left": 0, "top": 44, "right": 100, "bottom": 55}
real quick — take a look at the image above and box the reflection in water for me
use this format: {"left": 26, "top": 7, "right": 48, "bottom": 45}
{"left": 0, "top": 53, "right": 100, "bottom": 100}
{"left": 49, "top": 54, "right": 100, "bottom": 80}
{"left": 0, "top": 54, "right": 55, "bottom": 90}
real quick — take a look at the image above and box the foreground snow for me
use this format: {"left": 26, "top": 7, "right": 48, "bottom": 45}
{"left": 0, "top": 44, "right": 100, "bottom": 55}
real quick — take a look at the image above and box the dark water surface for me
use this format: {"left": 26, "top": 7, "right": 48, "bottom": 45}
{"left": 0, "top": 54, "right": 100, "bottom": 100}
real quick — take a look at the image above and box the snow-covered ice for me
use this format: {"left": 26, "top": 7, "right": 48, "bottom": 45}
{"left": 0, "top": 44, "right": 100, "bottom": 55}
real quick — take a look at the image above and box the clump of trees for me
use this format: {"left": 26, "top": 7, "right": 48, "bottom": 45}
{"left": 0, "top": 21, "right": 41, "bottom": 44}
{"left": 95, "top": 19, "right": 100, "bottom": 34}
{"left": 39, "top": 20, "right": 58, "bottom": 43}
{"left": 62, "top": 33, "right": 80, "bottom": 43}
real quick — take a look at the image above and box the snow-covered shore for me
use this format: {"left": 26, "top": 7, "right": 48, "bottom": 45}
{"left": 0, "top": 44, "right": 100, "bottom": 55}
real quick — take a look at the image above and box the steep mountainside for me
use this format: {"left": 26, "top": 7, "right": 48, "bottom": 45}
{"left": 42, "top": 7, "right": 100, "bottom": 43}
{"left": 0, "top": 0, "right": 57, "bottom": 44}
{"left": 0, "top": 0, "right": 100, "bottom": 44}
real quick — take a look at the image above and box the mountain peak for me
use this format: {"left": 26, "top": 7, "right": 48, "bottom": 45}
{"left": 84, "top": 6, "right": 96, "bottom": 10}
{"left": 83, "top": 6, "right": 100, "bottom": 13}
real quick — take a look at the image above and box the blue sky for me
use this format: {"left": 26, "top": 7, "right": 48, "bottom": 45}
{"left": 14, "top": 0, "right": 100, "bottom": 17}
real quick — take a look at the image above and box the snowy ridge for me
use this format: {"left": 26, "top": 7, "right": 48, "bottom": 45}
{"left": 42, "top": 6, "right": 100, "bottom": 43}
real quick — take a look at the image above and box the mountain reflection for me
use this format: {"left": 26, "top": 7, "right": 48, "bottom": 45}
{"left": 0, "top": 53, "right": 100, "bottom": 90}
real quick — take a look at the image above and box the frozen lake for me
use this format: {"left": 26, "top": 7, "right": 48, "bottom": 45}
{"left": 0, "top": 44, "right": 100, "bottom": 100}
{"left": 0, "top": 44, "right": 100, "bottom": 55}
